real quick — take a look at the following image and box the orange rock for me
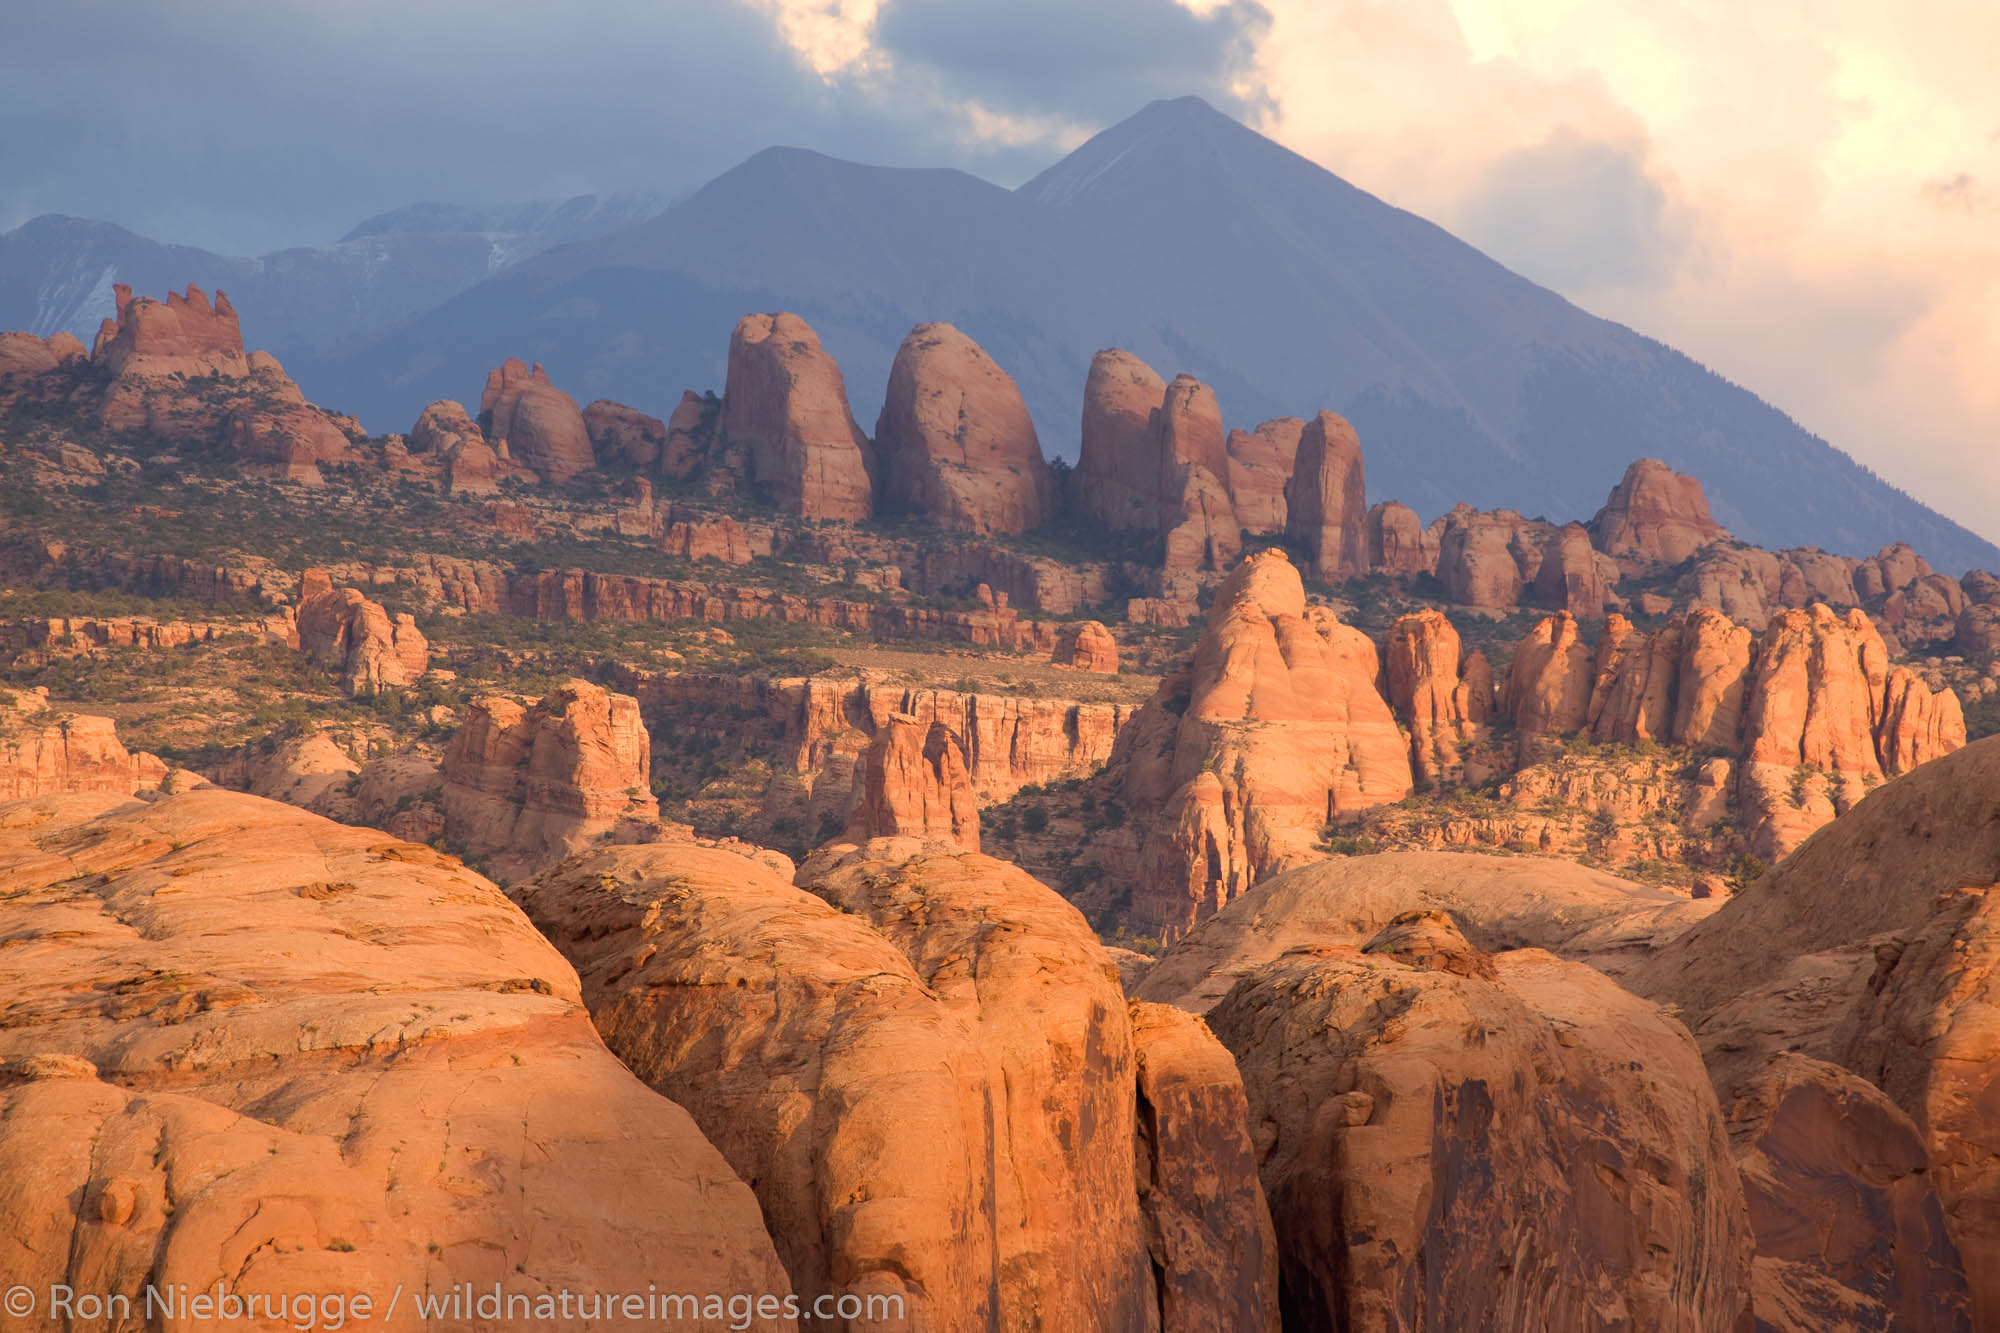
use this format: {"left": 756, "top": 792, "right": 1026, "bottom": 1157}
{"left": 0, "top": 790, "right": 791, "bottom": 1316}
{"left": 294, "top": 571, "right": 429, "bottom": 696}
{"left": 1054, "top": 619, "right": 1120, "bottom": 672}
{"left": 875, "top": 322, "right": 1054, "bottom": 534}
{"left": 1153, "top": 374, "right": 1242, "bottom": 572}
{"left": 721, "top": 312, "right": 876, "bottom": 520}
{"left": 1669, "top": 606, "right": 1755, "bottom": 751}
{"left": 1503, "top": 612, "right": 1596, "bottom": 738}
{"left": 1224, "top": 416, "right": 1303, "bottom": 536}
{"left": 478, "top": 358, "right": 595, "bottom": 484}
{"left": 1436, "top": 506, "right": 1531, "bottom": 609}
{"left": 844, "top": 713, "right": 980, "bottom": 850}
{"left": 0, "top": 331, "right": 84, "bottom": 379}
{"left": 1530, "top": 521, "right": 1613, "bottom": 618}
{"left": 582, "top": 399, "right": 667, "bottom": 469}
{"left": 1282, "top": 410, "right": 1369, "bottom": 581}
{"left": 1077, "top": 347, "right": 1169, "bottom": 531}
{"left": 1589, "top": 457, "right": 1729, "bottom": 569}
{"left": 1365, "top": 499, "right": 1436, "bottom": 575}
{"left": 94, "top": 282, "right": 248, "bottom": 379}
{"left": 0, "top": 689, "right": 166, "bottom": 799}
{"left": 1385, "top": 609, "right": 1484, "bottom": 786}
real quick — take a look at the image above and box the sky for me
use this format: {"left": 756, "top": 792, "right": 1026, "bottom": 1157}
{"left": 2, "top": 0, "right": 1995, "bottom": 540}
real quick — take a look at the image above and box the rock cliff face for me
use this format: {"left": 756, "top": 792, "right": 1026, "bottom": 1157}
{"left": 1076, "top": 348, "right": 1169, "bottom": 531}
{"left": 1283, "top": 410, "right": 1369, "bottom": 581}
{"left": 1631, "top": 735, "right": 2000, "bottom": 1328}
{"left": 1224, "top": 417, "right": 1304, "bottom": 535}
{"left": 1109, "top": 550, "right": 1411, "bottom": 940}
{"left": 1385, "top": 609, "right": 1489, "bottom": 787}
{"left": 844, "top": 713, "right": 981, "bottom": 849}
{"left": 874, "top": 322, "right": 1053, "bottom": 534}
{"left": 1366, "top": 500, "right": 1437, "bottom": 575}
{"left": 293, "top": 569, "right": 429, "bottom": 695}
{"left": 515, "top": 839, "right": 1279, "bottom": 1331}
{"left": 721, "top": 312, "right": 877, "bottom": 520}
{"left": 1590, "top": 457, "right": 1730, "bottom": 569}
{"left": 0, "top": 689, "right": 166, "bottom": 799}
{"left": 1152, "top": 374, "right": 1244, "bottom": 573}
{"left": 439, "top": 678, "right": 659, "bottom": 880}
{"left": 478, "top": 358, "right": 595, "bottom": 484}
{"left": 0, "top": 790, "right": 791, "bottom": 1316}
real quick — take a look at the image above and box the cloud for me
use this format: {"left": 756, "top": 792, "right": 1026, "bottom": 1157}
{"left": 1921, "top": 172, "right": 1988, "bottom": 214}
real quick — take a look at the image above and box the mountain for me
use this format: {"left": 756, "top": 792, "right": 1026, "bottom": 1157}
{"left": 0, "top": 190, "right": 675, "bottom": 360}
{"left": 24, "top": 98, "right": 1997, "bottom": 571}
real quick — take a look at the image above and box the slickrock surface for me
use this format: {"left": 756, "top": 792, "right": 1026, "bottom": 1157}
{"left": 1111, "top": 550, "right": 1411, "bottom": 939}
{"left": 518, "top": 839, "right": 1278, "bottom": 1330}
{"left": 1224, "top": 417, "right": 1304, "bottom": 535}
{"left": 721, "top": 312, "right": 877, "bottom": 520}
{"left": 874, "top": 322, "right": 1053, "bottom": 534}
{"left": 1283, "top": 410, "right": 1368, "bottom": 581}
{"left": 1076, "top": 347, "right": 1169, "bottom": 531}
{"left": 0, "top": 790, "right": 791, "bottom": 1323}
{"left": 293, "top": 569, "right": 429, "bottom": 695}
{"left": 1590, "top": 457, "right": 1730, "bottom": 569}
{"left": 1196, "top": 910, "right": 1753, "bottom": 1331}
{"left": 0, "top": 689, "right": 167, "bottom": 800}
{"left": 478, "top": 358, "right": 595, "bottom": 484}
{"left": 1134, "top": 850, "right": 1720, "bottom": 1013}
{"left": 440, "top": 678, "right": 659, "bottom": 880}
{"left": 1630, "top": 734, "right": 2000, "bottom": 1327}
{"left": 844, "top": 713, "right": 980, "bottom": 850}
{"left": 1054, "top": 619, "right": 1120, "bottom": 672}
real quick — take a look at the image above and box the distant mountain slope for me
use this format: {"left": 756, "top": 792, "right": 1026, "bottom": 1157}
{"left": 0, "top": 191, "right": 674, "bottom": 359}
{"left": 26, "top": 99, "right": 1994, "bottom": 571}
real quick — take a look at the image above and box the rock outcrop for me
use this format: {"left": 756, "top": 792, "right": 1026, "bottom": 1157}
{"left": 583, "top": 399, "right": 668, "bottom": 470}
{"left": 1153, "top": 374, "right": 1243, "bottom": 573}
{"left": 874, "top": 322, "right": 1053, "bottom": 534}
{"left": 0, "top": 689, "right": 167, "bottom": 800}
{"left": 94, "top": 282, "right": 247, "bottom": 379}
{"left": 1076, "top": 348, "right": 1169, "bottom": 531}
{"left": 1365, "top": 500, "right": 1437, "bottom": 576}
{"left": 478, "top": 358, "right": 595, "bottom": 484}
{"left": 407, "top": 398, "right": 505, "bottom": 493}
{"left": 1590, "top": 457, "right": 1730, "bottom": 569}
{"left": 1054, "top": 619, "right": 1120, "bottom": 673}
{"left": 1109, "top": 550, "right": 1412, "bottom": 940}
{"left": 721, "top": 312, "right": 876, "bottom": 520}
{"left": 1631, "top": 734, "right": 2000, "bottom": 1327}
{"left": 0, "top": 790, "right": 792, "bottom": 1317}
{"left": 844, "top": 713, "right": 980, "bottom": 850}
{"left": 0, "top": 330, "right": 86, "bottom": 378}
{"left": 1385, "top": 609, "right": 1489, "bottom": 786}
{"left": 439, "top": 678, "right": 659, "bottom": 880}
{"left": 1531, "top": 521, "right": 1614, "bottom": 619}
{"left": 293, "top": 569, "right": 429, "bottom": 695}
{"left": 1435, "top": 506, "right": 1531, "bottom": 610}
{"left": 1282, "top": 410, "right": 1368, "bottom": 581}
{"left": 1224, "top": 417, "right": 1304, "bottom": 535}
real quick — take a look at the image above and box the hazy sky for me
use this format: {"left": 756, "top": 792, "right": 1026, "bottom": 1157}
{"left": 3, "top": 0, "right": 1995, "bottom": 539}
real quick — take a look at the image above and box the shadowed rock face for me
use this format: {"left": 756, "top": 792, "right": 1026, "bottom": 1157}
{"left": 1074, "top": 351, "right": 1241, "bottom": 571}
{"left": 1110, "top": 549, "right": 1412, "bottom": 940}
{"left": 1192, "top": 910, "right": 1754, "bottom": 1332}
{"left": 440, "top": 678, "right": 658, "bottom": 881}
{"left": 1283, "top": 410, "right": 1368, "bottom": 581}
{"left": 1077, "top": 347, "right": 1169, "bottom": 531}
{"left": 722, "top": 311, "right": 877, "bottom": 520}
{"left": 0, "top": 790, "right": 792, "bottom": 1317}
{"left": 1590, "top": 457, "right": 1730, "bottom": 570}
{"left": 583, "top": 398, "right": 667, "bottom": 470}
{"left": 478, "top": 358, "right": 595, "bottom": 484}
{"left": 843, "top": 712, "right": 980, "bottom": 850}
{"left": 874, "top": 321, "right": 1054, "bottom": 534}
{"left": 1632, "top": 735, "right": 2000, "bottom": 1327}
{"left": 517, "top": 839, "right": 1279, "bottom": 1331}
{"left": 1385, "top": 609, "right": 1488, "bottom": 787}
{"left": 1225, "top": 417, "right": 1304, "bottom": 536}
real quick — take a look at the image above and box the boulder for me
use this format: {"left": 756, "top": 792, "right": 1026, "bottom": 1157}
{"left": 721, "top": 312, "right": 876, "bottom": 520}
{"left": 1282, "top": 410, "right": 1369, "bottom": 581}
{"left": 844, "top": 713, "right": 980, "bottom": 850}
{"left": 874, "top": 322, "right": 1053, "bottom": 534}
{"left": 1224, "top": 417, "right": 1304, "bottom": 535}
{"left": 1589, "top": 457, "right": 1729, "bottom": 569}
{"left": 0, "top": 790, "right": 791, "bottom": 1319}
{"left": 1054, "top": 619, "right": 1120, "bottom": 672}
{"left": 293, "top": 570, "right": 429, "bottom": 696}
{"left": 478, "top": 358, "right": 595, "bottom": 484}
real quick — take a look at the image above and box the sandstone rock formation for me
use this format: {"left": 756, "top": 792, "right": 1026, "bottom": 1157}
{"left": 0, "top": 330, "right": 86, "bottom": 378}
{"left": 1054, "top": 619, "right": 1120, "bottom": 673}
{"left": 844, "top": 713, "right": 980, "bottom": 850}
{"left": 1153, "top": 374, "right": 1243, "bottom": 573}
{"left": 1530, "top": 521, "right": 1614, "bottom": 619}
{"left": 1504, "top": 611, "right": 1597, "bottom": 739}
{"left": 0, "top": 688, "right": 166, "bottom": 799}
{"left": 583, "top": 399, "right": 668, "bottom": 469}
{"left": 1076, "top": 347, "right": 1169, "bottom": 530}
{"left": 95, "top": 282, "right": 247, "bottom": 379}
{"left": 440, "top": 678, "right": 659, "bottom": 880}
{"left": 407, "top": 398, "right": 506, "bottom": 493}
{"left": 1224, "top": 417, "right": 1304, "bottom": 535}
{"left": 519, "top": 840, "right": 1278, "bottom": 1331}
{"left": 478, "top": 358, "right": 595, "bottom": 484}
{"left": 293, "top": 569, "right": 429, "bottom": 695}
{"left": 1435, "top": 506, "right": 1531, "bottom": 609}
{"left": 1385, "top": 609, "right": 1488, "bottom": 786}
{"left": 874, "top": 322, "right": 1054, "bottom": 534}
{"left": 1590, "top": 457, "right": 1730, "bottom": 569}
{"left": 0, "top": 790, "right": 791, "bottom": 1318}
{"left": 721, "top": 312, "right": 877, "bottom": 520}
{"left": 1283, "top": 410, "right": 1368, "bottom": 581}
{"left": 1365, "top": 500, "right": 1437, "bottom": 576}
{"left": 1109, "top": 550, "right": 1412, "bottom": 939}
{"left": 1632, "top": 734, "right": 2000, "bottom": 1327}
